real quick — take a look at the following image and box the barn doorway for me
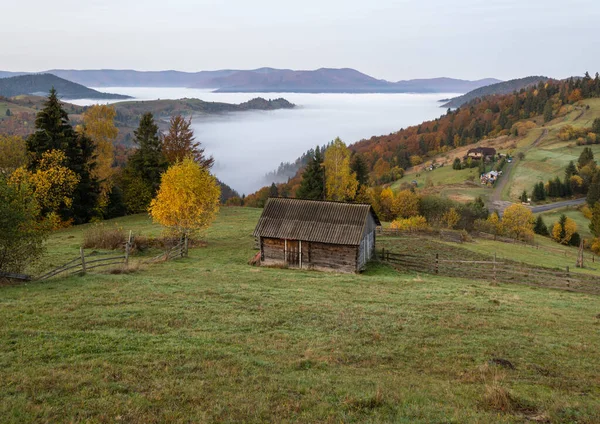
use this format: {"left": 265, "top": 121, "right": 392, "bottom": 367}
{"left": 286, "top": 240, "right": 300, "bottom": 267}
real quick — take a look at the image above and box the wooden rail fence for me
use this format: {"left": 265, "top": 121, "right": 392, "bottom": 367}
{"left": 380, "top": 248, "right": 600, "bottom": 295}
{"left": 145, "top": 236, "right": 188, "bottom": 264}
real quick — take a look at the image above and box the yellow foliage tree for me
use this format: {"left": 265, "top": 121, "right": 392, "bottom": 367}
{"left": 486, "top": 211, "right": 503, "bottom": 237}
{"left": 390, "top": 216, "right": 428, "bottom": 232}
{"left": 323, "top": 137, "right": 358, "bottom": 201}
{"left": 393, "top": 189, "right": 420, "bottom": 219}
{"left": 442, "top": 207, "right": 460, "bottom": 229}
{"left": 501, "top": 204, "right": 534, "bottom": 241}
{"left": 551, "top": 215, "right": 577, "bottom": 245}
{"left": 9, "top": 150, "right": 79, "bottom": 228}
{"left": 81, "top": 105, "right": 118, "bottom": 207}
{"left": 149, "top": 157, "right": 221, "bottom": 237}
{"left": 378, "top": 187, "right": 396, "bottom": 221}
{"left": 0, "top": 135, "right": 27, "bottom": 175}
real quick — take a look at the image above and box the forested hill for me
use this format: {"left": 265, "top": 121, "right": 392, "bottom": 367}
{"left": 351, "top": 74, "right": 600, "bottom": 175}
{"left": 442, "top": 76, "right": 550, "bottom": 108}
{"left": 0, "top": 74, "right": 131, "bottom": 99}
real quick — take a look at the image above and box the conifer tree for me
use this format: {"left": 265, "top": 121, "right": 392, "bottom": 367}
{"left": 543, "top": 100, "right": 553, "bottom": 122}
{"left": 124, "top": 113, "right": 167, "bottom": 197}
{"left": 268, "top": 182, "right": 279, "bottom": 198}
{"left": 533, "top": 215, "right": 548, "bottom": 236}
{"left": 350, "top": 153, "right": 370, "bottom": 188}
{"left": 162, "top": 115, "right": 214, "bottom": 169}
{"left": 578, "top": 147, "right": 595, "bottom": 170}
{"left": 587, "top": 171, "right": 600, "bottom": 207}
{"left": 589, "top": 202, "right": 600, "bottom": 238}
{"left": 520, "top": 190, "right": 528, "bottom": 203}
{"left": 26, "top": 88, "right": 76, "bottom": 169}
{"left": 296, "top": 146, "right": 324, "bottom": 200}
{"left": 565, "top": 161, "right": 577, "bottom": 179}
{"left": 5, "top": 108, "right": 11, "bottom": 117}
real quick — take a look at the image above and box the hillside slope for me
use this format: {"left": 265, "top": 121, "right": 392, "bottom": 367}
{"left": 1, "top": 208, "right": 598, "bottom": 423}
{"left": 442, "top": 76, "right": 550, "bottom": 108}
{"left": 0, "top": 74, "right": 131, "bottom": 99}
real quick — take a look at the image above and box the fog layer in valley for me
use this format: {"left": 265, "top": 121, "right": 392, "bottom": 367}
{"left": 72, "top": 88, "right": 457, "bottom": 195}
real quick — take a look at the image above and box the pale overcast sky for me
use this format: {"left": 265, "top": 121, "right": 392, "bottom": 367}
{"left": 2, "top": 0, "right": 599, "bottom": 80}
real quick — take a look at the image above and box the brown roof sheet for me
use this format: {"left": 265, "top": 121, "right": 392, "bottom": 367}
{"left": 253, "top": 198, "right": 381, "bottom": 246}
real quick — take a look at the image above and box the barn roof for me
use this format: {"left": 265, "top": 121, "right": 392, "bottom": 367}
{"left": 253, "top": 198, "right": 381, "bottom": 246}
{"left": 467, "top": 147, "right": 496, "bottom": 155}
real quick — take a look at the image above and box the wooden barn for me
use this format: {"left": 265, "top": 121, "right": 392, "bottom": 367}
{"left": 253, "top": 198, "right": 381, "bottom": 273}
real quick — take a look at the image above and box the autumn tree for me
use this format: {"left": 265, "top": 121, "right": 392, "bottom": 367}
{"left": 543, "top": 100, "right": 553, "bottom": 122}
{"left": 442, "top": 207, "right": 460, "bottom": 229}
{"left": 9, "top": 150, "right": 79, "bottom": 228}
{"left": 149, "top": 157, "right": 220, "bottom": 237}
{"left": 393, "top": 189, "right": 420, "bottom": 219}
{"left": 80, "top": 105, "right": 118, "bottom": 209}
{"left": 296, "top": 146, "right": 325, "bottom": 200}
{"left": 0, "top": 135, "right": 27, "bottom": 175}
{"left": 162, "top": 115, "right": 214, "bottom": 169}
{"left": 501, "top": 204, "right": 534, "bottom": 241}
{"left": 0, "top": 175, "right": 48, "bottom": 273}
{"left": 26, "top": 89, "right": 100, "bottom": 223}
{"left": 323, "top": 138, "right": 358, "bottom": 201}
{"left": 552, "top": 214, "right": 577, "bottom": 245}
{"left": 378, "top": 187, "right": 396, "bottom": 221}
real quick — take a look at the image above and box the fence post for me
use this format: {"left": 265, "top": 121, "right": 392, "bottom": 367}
{"left": 125, "top": 230, "right": 132, "bottom": 266}
{"left": 435, "top": 253, "right": 439, "bottom": 274}
{"left": 493, "top": 252, "right": 497, "bottom": 283}
{"left": 566, "top": 266, "right": 570, "bottom": 287}
{"left": 80, "top": 247, "right": 87, "bottom": 274}
{"left": 381, "top": 247, "right": 385, "bottom": 261}
{"left": 184, "top": 235, "right": 189, "bottom": 257}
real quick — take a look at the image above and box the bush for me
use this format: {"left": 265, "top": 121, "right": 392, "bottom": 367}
{"left": 390, "top": 215, "right": 429, "bottom": 232}
{"left": 82, "top": 223, "right": 127, "bottom": 250}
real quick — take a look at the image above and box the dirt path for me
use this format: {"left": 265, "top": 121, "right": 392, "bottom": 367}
{"left": 489, "top": 128, "right": 548, "bottom": 214}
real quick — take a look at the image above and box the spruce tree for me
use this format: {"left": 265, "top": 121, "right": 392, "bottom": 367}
{"left": 533, "top": 216, "right": 548, "bottom": 236}
{"left": 520, "top": 190, "right": 528, "bottom": 203}
{"left": 543, "top": 100, "right": 553, "bottom": 122}
{"left": 26, "top": 88, "right": 75, "bottom": 169}
{"left": 589, "top": 202, "right": 600, "bottom": 237}
{"left": 5, "top": 108, "right": 11, "bottom": 117}
{"left": 350, "top": 153, "right": 370, "bottom": 188}
{"left": 592, "top": 118, "right": 600, "bottom": 135}
{"left": 578, "top": 147, "right": 594, "bottom": 170}
{"left": 125, "top": 113, "right": 167, "bottom": 196}
{"left": 268, "top": 182, "right": 279, "bottom": 198}
{"left": 565, "top": 161, "right": 577, "bottom": 179}
{"left": 65, "top": 132, "right": 101, "bottom": 224}
{"left": 296, "top": 146, "right": 324, "bottom": 200}
{"left": 587, "top": 171, "right": 600, "bottom": 207}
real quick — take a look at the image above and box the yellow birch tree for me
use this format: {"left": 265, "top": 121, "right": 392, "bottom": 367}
{"left": 323, "top": 137, "right": 358, "bottom": 201}
{"left": 149, "top": 157, "right": 221, "bottom": 237}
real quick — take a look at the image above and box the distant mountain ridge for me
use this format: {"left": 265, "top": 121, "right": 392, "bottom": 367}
{"left": 0, "top": 74, "right": 131, "bottom": 99}
{"left": 1, "top": 68, "right": 501, "bottom": 94}
{"left": 442, "top": 76, "right": 550, "bottom": 108}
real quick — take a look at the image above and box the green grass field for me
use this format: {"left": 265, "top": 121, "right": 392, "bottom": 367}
{"left": 1, "top": 208, "right": 599, "bottom": 423}
{"left": 537, "top": 206, "right": 594, "bottom": 240}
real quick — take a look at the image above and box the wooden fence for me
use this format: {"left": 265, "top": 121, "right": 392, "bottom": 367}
{"left": 0, "top": 271, "right": 31, "bottom": 284}
{"left": 380, "top": 248, "right": 600, "bottom": 295}
{"left": 36, "top": 246, "right": 130, "bottom": 282}
{"left": 145, "top": 236, "right": 188, "bottom": 264}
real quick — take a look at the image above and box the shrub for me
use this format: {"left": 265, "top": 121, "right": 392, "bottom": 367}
{"left": 390, "top": 215, "right": 429, "bottom": 232}
{"left": 82, "top": 223, "right": 127, "bottom": 250}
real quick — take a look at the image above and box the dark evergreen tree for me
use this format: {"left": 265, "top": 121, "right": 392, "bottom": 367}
{"left": 350, "top": 153, "right": 370, "bottom": 188}
{"left": 26, "top": 88, "right": 76, "bottom": 170}
{"left": 533, "top": 216, "right": 549, "bottom": 236}
{"left": 26, "top": 88, "right": 100, "bottom": 223}
{"left": 589, "top": 202, "right": 600, "bottom": 237}
{"left": 125, "top": 112, "right": 167, "bottom": 196}
{"left": 569, "top": 232, "right": 581, "bottom": 247}
{"left": 452, "top": 157, "right": 462, "bottom": 170}
{"left": 268, "top": 182, "right": 279, "bottom": 198}
{"left": 543, "top": 100, "right": 553, "bottom": 122}
{"left": 5, "top": 108, "right": 11, "bottom": 117}
{"left": 296, "top": 146, "right": 324, "bottom": 200}
{"left": 520, "top": 190, "right": 528, "bottom": 203}
{"left": 593, "top": 118, "right": 600, "bottom": 135}
{"left": 578, "top": 147, "right": 595, "bottom": 170}
{"left": 565, "top": 161, "right": 577, "bottom": 179}
{"left": 587, "top": 171, "right": 600, "bottom": 207}
{"left": 532, "top": 182, "right": 546, "bottom": 202}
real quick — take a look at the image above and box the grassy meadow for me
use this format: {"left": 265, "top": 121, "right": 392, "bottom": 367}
{"left": 1, "top": 207, "right": 599, "bottom": 423}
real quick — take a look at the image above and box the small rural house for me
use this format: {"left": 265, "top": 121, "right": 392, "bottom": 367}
{"left": 253, "top": 198, "right": 381, "bottom": 273}
{"left": 465, "top": 147, "right": 496, "bottom": 161}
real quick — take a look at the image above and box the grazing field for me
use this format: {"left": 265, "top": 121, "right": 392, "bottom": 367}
{"left": 1, "top": 207, "right": 599, "bottom": 423}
